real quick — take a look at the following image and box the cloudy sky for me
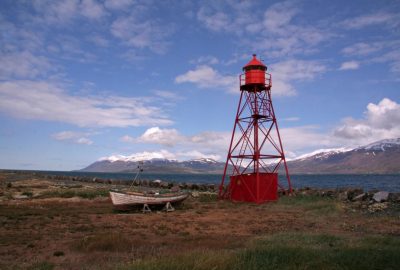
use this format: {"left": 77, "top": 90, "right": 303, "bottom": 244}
{"left": 0, "top": 0, "right": 399, "bottom": 170}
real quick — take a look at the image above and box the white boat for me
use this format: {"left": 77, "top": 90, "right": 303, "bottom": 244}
{"left": 109, "top": 190, "right": 189, "bottom": 210}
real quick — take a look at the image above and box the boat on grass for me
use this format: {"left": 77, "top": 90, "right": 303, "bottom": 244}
{"left": 109, "top": 190, "right": 189, "bottom": 211}
{"left": 109, "top": 162, "right": 188, "bottom": 211}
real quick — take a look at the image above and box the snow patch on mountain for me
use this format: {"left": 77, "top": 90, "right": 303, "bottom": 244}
{"left": 99, "top": 150, "right": 176, "bottom": 163}
{"left": 293, "top": 147, "right": 352, "bottom": 161}
{"left": 188, "top": 158, "right": 218, "bottom": 163}
{"left": 358, "top": 138, "right": 400, "bottom": 151}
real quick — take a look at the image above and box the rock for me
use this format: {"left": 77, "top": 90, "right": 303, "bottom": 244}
{"left": 191, "top": 191, "right": 199, "bottom": 198}
{"left": 388, "top": 192, "right": 400, "bottom": 202}
{"left": 199, "top": 184, "right": 208, "bottom": 191}
{"left": 179, "top": 182, "right": 187, "bottom": 189}
{"left": 170, "top": 185, "right": 180, "bottom": 192}
{"left": 160, "top": 182, "right": 169, "bottom": 189}
{"left": 352, "top": 193, "right": 367, "bottom": 202}
{"left": 151, "top": 180, "right": 162, "bottom": 187}
{"left": 320, "top": 189, "right": 335, "bottom": 198}
{"left": 368, "top": 202, "right": 388, "bottom": 212}
{"left": 373, "top": 191, "right": 389, "bottom": 203}
{"left": 207, "top": 184, "right": 216, "bottom": 191}
{"left": 13, "top": 195, "right": 29, "bottom": 200}
{"left": 338, "top": 191, "right": 349, "bottom": 201}
{"left": 347, "top": 188, "right": 364, "bottom": 200}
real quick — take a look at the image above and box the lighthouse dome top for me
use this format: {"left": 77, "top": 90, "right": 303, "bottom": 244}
{"left": 243, "top": 54, "right": 266, "bottom": 70}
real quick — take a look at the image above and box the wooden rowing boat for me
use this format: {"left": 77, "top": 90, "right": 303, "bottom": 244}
{"left": 109, "top": 190, "right": 189, "bottom": 210}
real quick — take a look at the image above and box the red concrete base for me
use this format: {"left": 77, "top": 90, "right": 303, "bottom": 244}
{"left": 229, "top": 173, "right": 278, "bottom": 203}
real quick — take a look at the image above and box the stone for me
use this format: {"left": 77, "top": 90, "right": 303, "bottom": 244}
{"left": 373, "top": 191, "right": 389, "bottom": 203}
{"left": 170, "top": 185, "right": 180, "bottom": 192}
{"left": 368, "top": 202, "right": 388, "bottom": 212}
{"left": 347, "top": 188, "right": 364, "bottom": 200}
{"left": 352, "top": 193, "right": 367, "bottom": 202}
{"left": 191, "top": 191, "right": 199, "bottom": 198}
{"left": 388, "top": 192, "right": 400, "bottom": 202}
{"left": 338, "top": 191, "right": 349, "bottom": 201}
{"left": 13, "top": 195, "right": 29, "bottom": 200}
{"left": 160, "top": 182, "right": 169, "bottom": 189}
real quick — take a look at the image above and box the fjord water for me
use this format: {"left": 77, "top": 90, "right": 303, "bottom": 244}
{"left": 39, "top": 171, "right": 399, "bottom": 192}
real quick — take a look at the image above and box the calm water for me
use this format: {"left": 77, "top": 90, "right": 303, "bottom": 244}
{"left": 33, "top": 171, "right": 400, "bottom": 192}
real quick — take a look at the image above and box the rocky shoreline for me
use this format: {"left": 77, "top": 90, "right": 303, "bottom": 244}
{"left": 2, "top": 170, "right": 399, "bottom": 212}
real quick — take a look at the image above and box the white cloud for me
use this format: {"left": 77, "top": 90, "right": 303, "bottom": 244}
{"left": 100, "top": 149, "right": 221, "bottom": 162}
{"left": 123, "top": 127, "right": 183, "bottom": 146}
{"left": 111, "top": 13, "right": 173, "bottom": 53}
{"left": 341, "top": 12, "right": 398, "bottom": 29}
{"left": 176, "top": 150, "right": 221, "bottom": 161}
{"left": 253, "top": 1, "right": 332, "bottom": 58}
{"left": 341, "top": 42, "right": 384, "bottom": 56}
{"left": 190, "top": 55, "right": 219, "bottom": 65}
{"left": 0, "top": 51, "right": 53, "bottom": 79}
{"left": 0, "top": 80, "right": 172, "bottom": 128}
{"left": 32, "top": 0, "right": 80, "bottom": 24}
{"left": 175, "top": 65, "right": 237, "bottom": 93}
{"left": 104, "top": 0, "right": 133, "bottom": 10}
{"left": 197, "top": 7, "right": 231, "bottom": 32}
{"left": 52, "top": 131, "right": 93, "bottom": 145}
{"left": 32, "top": 0, "right": 106, "bottom": 23}
{"left": 175, "top": 59, "right": 326, "bottom": 96}
{"left": 270, "top": 59, "right": 327, "bottom": 96}
{"left": 339, "top": 61, "right": 360, "bottom": 70}
{"left": 341, "top": 41, "right": 400, "bottom": 73}
{"left": 80, "top": 0, "right": 106, "bottom": 20}
{"left": 88, "top": 34, "right": 110, "bottom": 47}
{"left": 263, "top": 1, "right": 299, "bottom": 32}
{"left": 121, "top": 127, "right": 231, "bottom": 160}
{"left": 334, "top": 98, "right": 400, "bottom": 145}
{"left": 100, "top": 150, "right": 177, "bottom": 162}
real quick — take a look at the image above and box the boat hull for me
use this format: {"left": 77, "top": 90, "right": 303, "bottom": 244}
{"left": 109, "top": 191, "right": 188, "bottom": 210}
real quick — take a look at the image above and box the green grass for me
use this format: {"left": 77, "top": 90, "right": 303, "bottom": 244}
{"left": 122, "top": 233, "right": 400, "bottom": 270}
{"left": 198, "top": 193, "right": 218, "bottom": 203}
{"left": 28, "top": 261, "right": 54, "bottom": 270}
{"left": 277, "top": 194, "right": 342, "bottom": 215}
{"left": 39, "top": 189, "right": 109, "bottom": 199}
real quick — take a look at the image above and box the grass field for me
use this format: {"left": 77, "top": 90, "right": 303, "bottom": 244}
{"left": 0, "top": 172, "right": 399, "bottom": 269}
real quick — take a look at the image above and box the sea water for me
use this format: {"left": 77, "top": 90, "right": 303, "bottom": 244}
{"left": 33, "top": 171, "right": 400, "bottom": 192}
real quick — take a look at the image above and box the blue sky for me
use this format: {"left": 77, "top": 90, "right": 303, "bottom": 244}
{"left": 0, "top": 0, "right": 399, "bottom": 170}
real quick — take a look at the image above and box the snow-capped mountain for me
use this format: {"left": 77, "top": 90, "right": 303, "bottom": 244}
{"left": 357, "top": 138, "right": 400, "bottom": 151}
{"left": 292, "top": 147, "right": 352, "bottom": 161}
{"left": 80, "top": 138, "right": 400, "bottom": 174}
{"left": 287, "top": 138, "right": 400, "bottom": 174}
{"left": 80, "top": 156, "right": 227, "bottom": 174}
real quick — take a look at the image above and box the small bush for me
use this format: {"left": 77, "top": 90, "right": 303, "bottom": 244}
{"left": 53, "top": 251, "right": 64, "bottom": 257}
{"left": 198, "top": 193, "right": 218, "bottom": 203}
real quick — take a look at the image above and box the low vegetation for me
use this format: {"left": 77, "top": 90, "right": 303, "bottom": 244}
{"left": 0, "top": 172, "right": 399, "bottom": 270}
{"left": 124, "top": 233, "right": 400, "bottom": 270}
{"left": 38, "top": 188, "right": 109, "bottom": 199}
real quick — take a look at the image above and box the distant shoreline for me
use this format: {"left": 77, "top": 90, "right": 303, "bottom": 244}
{"left": 1, "top": 169, "right": 399, "bottom": 192}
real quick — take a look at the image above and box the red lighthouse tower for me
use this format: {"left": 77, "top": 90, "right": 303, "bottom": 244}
{"left": 219, "top": 54, "right": 292, "bottom": 203}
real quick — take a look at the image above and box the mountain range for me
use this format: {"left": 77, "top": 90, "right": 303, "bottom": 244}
{"left": 80, "top": 138, "right": 400, "bottom": 174}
